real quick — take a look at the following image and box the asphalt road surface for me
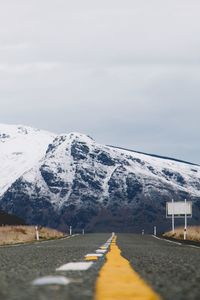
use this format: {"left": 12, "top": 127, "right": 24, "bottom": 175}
{"left": 118, "top": 234, "right": 200, "bottom": 300}
{"left": 0, "top": 234, "right": 110, "bottom": 300}
{"left": 0, "top": 233, "right": 200, "bottom": 300}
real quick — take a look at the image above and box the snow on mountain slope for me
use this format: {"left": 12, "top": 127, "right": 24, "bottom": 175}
{"left": 1, "top": 127, "right": 200, "bottom": 232}
{"left": 0, "top": 127, "right": 200, "bottom": 230}
{"left": 0, "top": 124, "right": 55, "bottom": 196}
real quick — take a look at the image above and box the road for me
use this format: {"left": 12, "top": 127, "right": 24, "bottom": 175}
{"left": 0, "top": 233, "right": 200, "bottom": 300}
{"left": 118, "top": 234, "right": 200, "bottom": 300}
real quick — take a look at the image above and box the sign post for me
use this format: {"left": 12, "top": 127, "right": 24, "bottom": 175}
{"left": 184, "top": 227, "right": 187, "bottom": 240}
{"left": 35, "top": 226, "right": 39, "bottom": 241}
{"left": 70, "top": 226, "right": 72, "bottom": 236}
{"left": 184, "top": 199, "right": 187, "bottom": 240}
{"left": 166, "top": 200, "right": 192, "bottom": 236}
{"left": 172, "top": 199, "right": 175, "bottom": 233}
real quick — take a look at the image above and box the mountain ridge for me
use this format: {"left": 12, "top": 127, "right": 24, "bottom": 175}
{"left": 108, "top": 145, "right": 199, "bottom": 166}
{"left": 1, "top": 124, "right": 200, "bottom": 232}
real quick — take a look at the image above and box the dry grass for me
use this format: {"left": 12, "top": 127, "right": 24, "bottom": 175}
{"left": 0, "top": 226, "right": 65, "bottom": 246}
{"left": 163, "top": 226, "right": 200, "bottom": 242}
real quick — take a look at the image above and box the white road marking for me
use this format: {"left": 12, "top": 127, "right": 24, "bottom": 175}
{"left": 152, "top": 235, "right": 182, "bottom": 245}
{"left": 32, "top": 235, "right": 113, "bottom": 287}
{"left": 96, "top": 249, "right": 107, "bottom": 254}
{"left": 56, "top": 262, "right": 93, "bottom": 271}
{"left": 59, "top": 234, "right": 79, "bottom": 240}
{"left": 101, "top": 245, "right": 109, "bottom": 249}
{"left": 0, "top": 234, "right": 80, "bottom": 249}
{"left": 85, "top": 253, "right": 103, "bottom": 257}
{"left": 0, "top": 243, "right": 22, "bottom": 248}
{"left": 32, "top": 276, "right": 71, "bottom": 286}
{"left": 152, "top": 235, "right": 200, "bottom": 249}
{"left": 186, "top": 245, "right": 200, "bottom": 249}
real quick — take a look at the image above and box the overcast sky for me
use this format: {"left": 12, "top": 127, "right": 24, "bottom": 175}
{"left": 0, "top": 0, "right": 200, "bottom": 163}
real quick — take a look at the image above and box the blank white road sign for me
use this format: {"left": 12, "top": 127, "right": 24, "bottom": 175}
{"left": 167, "top": 201, "right": 192, "bottom": 217}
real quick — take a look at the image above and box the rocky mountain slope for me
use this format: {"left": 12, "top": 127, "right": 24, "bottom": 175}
{"left": 0, "top": 210, "right": 25, "bottom": 226}
{"left": 1, "top": 124, "right": 200, "bottom": 232}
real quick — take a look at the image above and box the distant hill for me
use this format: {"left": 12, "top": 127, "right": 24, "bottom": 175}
{"left": 0, "top": 210, "right": 25, "bottom": 225}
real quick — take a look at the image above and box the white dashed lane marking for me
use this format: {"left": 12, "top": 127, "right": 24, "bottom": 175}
{"left": 96, "top": 249, "right": 107, "bottom": 254}
{"left": 32, "top": 235, "right": 113, "bottom": 287}
{"left": 56, "top": 262, "right": 93, "bottom": 271}
{"left": 32, "top": 276, "right": 71, "bottom": 286}
{"left": 85, "top": 253, "right": 103, "bottom": 257}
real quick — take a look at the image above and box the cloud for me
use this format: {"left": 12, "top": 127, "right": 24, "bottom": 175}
{"left": 0, "top": 42, "right": 30, "bottom": 51}
{"left": 0, "top": 62, "right": 61, "bottom": 74}
{"left": 0, "top": 0, "right": 200, "bottom": 163}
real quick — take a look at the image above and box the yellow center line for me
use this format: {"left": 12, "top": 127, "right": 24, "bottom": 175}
{"left": 95, "top": 236, "right": 161, "bottom": 300}
{"left": 85, "top": 256, "right": 99, "bottom": 261}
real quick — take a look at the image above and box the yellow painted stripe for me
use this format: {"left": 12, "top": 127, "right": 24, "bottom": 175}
{"left": 95, "top": 236, "right": 161, "bottom": 300}
{"left": 84, "top": 256, "right": 98, "bottom": 261}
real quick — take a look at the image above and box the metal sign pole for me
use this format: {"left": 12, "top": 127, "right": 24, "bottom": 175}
{"left": 166, "top": 200, "right": 192, "bottom": 240}
{"left": 172, "top": 199, "right": 175, "bottom": 233}
{"left": 70, "top": 226, "right": 72, "bottom": 236}
{"left": 185, "top": 199, "right": 187, "bottom": 229}
{"left": 184, "top": 199, "right": 187, "bottom": 240}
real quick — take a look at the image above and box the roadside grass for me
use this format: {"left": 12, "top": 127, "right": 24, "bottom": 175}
{"left": 163, "top": 226, "right": 200, "bottom": 242}
{"left": 0, "top": 225, "right": 64, "bottom": 246}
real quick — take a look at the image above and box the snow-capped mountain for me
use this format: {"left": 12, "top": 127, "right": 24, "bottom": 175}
{"left": 0, "top": 124, "right": 55, "bottom": 196}
{"left": 1, "top": 124, "right": 200, "bottom": 232}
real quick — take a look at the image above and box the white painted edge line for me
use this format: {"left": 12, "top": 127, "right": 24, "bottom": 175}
{"left": 30, "top": 234, "right": 80, "bottom": 246}
{"left": 32, "top": 276, "right": 71, "bottom": 286}
{"left": 153, "top": 235, "right": 200, "bottom": 249}
{"left": 64, "top": 234, "right": 80, "bottom": 240}
{"left": 0, "top": 243, "right": 22, "bottom": 248}
{"left": 1, "top": 234, "right": 80, "bottom": 249}
{"left": 56, "top": 262, "right": 93, "bottom": 271}
{"left": 152, "top": 235, "right": 182, "bottom": 245}
{"left": 31, "top": 234, "right": 79, "bottom": 245}
{"left": 85, "top": 253, "right": 103, "bottom": 257}
{"left": 187, "top": 245, "right": 200, "bottom": 249}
